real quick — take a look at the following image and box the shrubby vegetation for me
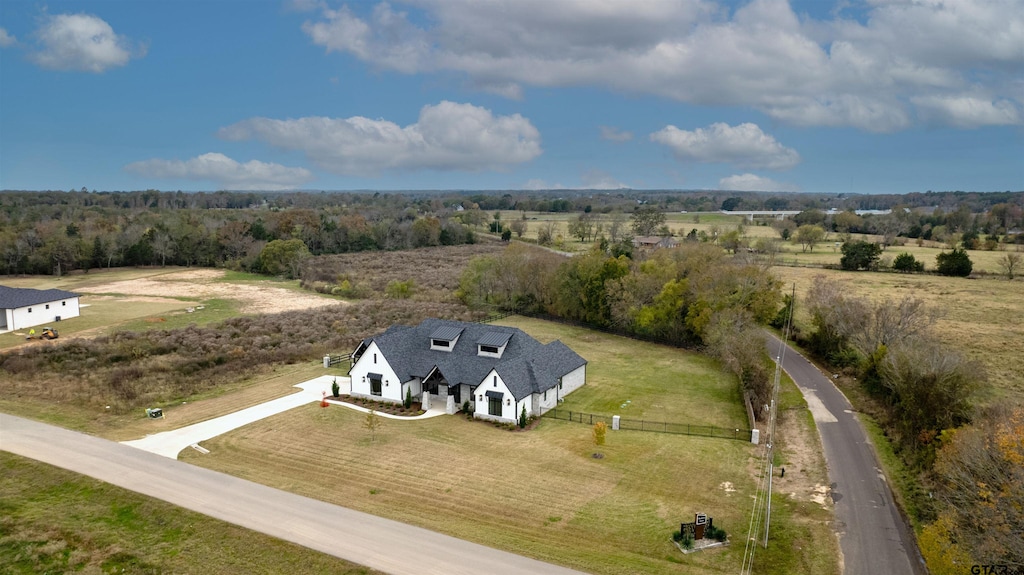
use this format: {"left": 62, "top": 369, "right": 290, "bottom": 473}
{"left": 840, "top": 241, "right": 882, "bottom": 271}
{"left": 935, "top": 247, "right": 973, "bottom": 277}
{"left": 0, "top": 300, "right": 482, "bottom": 412}
{"left": 458, "top": 242, "right": 782, "bottom": 416}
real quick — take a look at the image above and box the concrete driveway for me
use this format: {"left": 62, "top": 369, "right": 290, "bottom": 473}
{"left": 2, "top": 413, "right": 588, "bottom": 575}
{"left": 122, "top": 376, "right": 447, "bottom": 458}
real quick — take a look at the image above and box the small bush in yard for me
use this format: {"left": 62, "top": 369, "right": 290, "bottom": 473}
{"left": 332, "top": 378, "right": 340, "bottom": 398}
{"left": 404, "top": 387, "right": 412, "bottom": 409}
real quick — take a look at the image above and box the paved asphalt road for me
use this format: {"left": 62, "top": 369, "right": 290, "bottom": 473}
{"left": 766, "top": 334, "right": 925, "bottom": 575}
{"left": 0, "top": 413, "right": 587, "bottom": 575}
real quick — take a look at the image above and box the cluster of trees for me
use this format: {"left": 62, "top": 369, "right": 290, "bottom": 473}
{"left": 458, "top": 242, "right": 782, "bottom": 413}
{"left": 920, "top": 405, "right": 1023, "bottom": 572}
{"left": 0, "top": 194, "right": 480, "bottom": 277}
{"left": 778, "top": 202, "right": 1024, "bottom": 249}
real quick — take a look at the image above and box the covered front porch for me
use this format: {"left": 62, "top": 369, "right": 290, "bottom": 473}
{"left": 421, "top": 366, "right": 474, "bottom": 415}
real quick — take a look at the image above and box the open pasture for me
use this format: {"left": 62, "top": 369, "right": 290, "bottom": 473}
{"left": 773, "top": 266, "right": 1024, "bottom": 401}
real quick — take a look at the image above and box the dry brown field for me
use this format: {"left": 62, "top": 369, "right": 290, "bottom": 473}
{"left": 773, "top": 266, "right": 1024, "bottom": 402}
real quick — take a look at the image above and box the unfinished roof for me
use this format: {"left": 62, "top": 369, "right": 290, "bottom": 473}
{"left": 0, "top": 286, "right": 79, "bottom": 309}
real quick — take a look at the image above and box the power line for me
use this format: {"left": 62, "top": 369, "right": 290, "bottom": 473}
{"left": 741, "top": 285, "right": 795, "bottom": 574}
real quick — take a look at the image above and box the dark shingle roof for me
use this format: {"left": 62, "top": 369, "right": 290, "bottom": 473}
{"left": 362, "top": 318, "right": 586, "bottom": 401}
{"left": 0, "top": 286, "right": 79, "bottom": 309}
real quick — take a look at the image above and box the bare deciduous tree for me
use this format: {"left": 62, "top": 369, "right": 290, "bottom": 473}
{"left": 998, "top": 252, "right": 1021, "bottom": 280}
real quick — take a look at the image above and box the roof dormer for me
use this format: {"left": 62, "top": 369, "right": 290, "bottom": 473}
{"left": 477, "top": 331, "right": 512, "bottom": 358}
{"left": 429, "top": 325, "right": 463, "bottom": 352}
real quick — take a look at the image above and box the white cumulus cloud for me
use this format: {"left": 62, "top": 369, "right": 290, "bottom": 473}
{"left": 30, "top": 13, "right": 143, "bottom": 72}
{"left": 912, "top": 95, "right": 1022, "bottom": 128}
{"left": 300, "top": 0, "right": 1024, "bottom": 131}
{"left": 218, "top": 101, "right": 542, "bottom": 176}
{"left": 718, "top": 173, "right": 799, "bottom": 192}
{"left": 124, "top": 153, "right": 314, "bottom": 191}
{"left": 650, "top": 122, "right": 800, "bottom": 170}
{"left": 0, "top": 28, "right": 17, "bottom": 48}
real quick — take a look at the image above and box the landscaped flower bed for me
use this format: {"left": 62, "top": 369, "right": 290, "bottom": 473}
{"left": 338, "top": 395, "right": 425, "bottom": 417}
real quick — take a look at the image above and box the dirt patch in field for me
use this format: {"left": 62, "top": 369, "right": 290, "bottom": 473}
{"left": 77, "top": 269, "right": 341, "bottom": 315}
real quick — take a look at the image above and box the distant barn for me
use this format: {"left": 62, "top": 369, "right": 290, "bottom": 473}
{"left": 0, "top": 286, "right": 81, "bottom": 331}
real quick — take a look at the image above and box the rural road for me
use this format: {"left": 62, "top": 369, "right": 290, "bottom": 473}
{"left": 0, "top": 413, "right": 587, "bottom": 575}
{"left": 766, "top": 334, "right": 925, "bottom": 575}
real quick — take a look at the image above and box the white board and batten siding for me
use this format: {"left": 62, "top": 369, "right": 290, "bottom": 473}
{"left": 4, "top": 297, "right": 80, "bottom": 331}
{"left": 560, "top": 364, "right": 586, "bottom": 396}
{"left": 349, "top": 341, "right": 405, "bottom": 404}
{"left": 474, "top": 369, "right": 518, "bottom": 423}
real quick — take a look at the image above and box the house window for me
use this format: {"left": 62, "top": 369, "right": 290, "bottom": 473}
{"left": 488, "top": 396, "right": 502, "bottom": 416}
{"left": 28, "top": 307, "right": 32, "bottom": 313}
{"left": 544, "top": 389, "right": 547, "bottom": 401}
{"left": 558, "top": 378, "right": 563, "bottom": 390}
{"left": 370, "top": 377, "right": 382, "bottom": 396}
{"left": 62, "top": 301, "right": 66, "bottom": 306}
{"left": 493, "top": 375, "right": 497, "bottom": 387}
{"left": 432, "top": 339, "right": 450, "bottom": 348}
{"left": 45, "top": 304, "right": 50, "bottom": 309}
{"left": 479, "top": 344, "right": 499, "bottom": 355}
{"left": 373, "top": 353, "right": 377, "bottom": 364}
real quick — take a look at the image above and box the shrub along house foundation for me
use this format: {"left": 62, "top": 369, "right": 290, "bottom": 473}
{"left": 348, "top": 319, "right": 586, "bottom": 423}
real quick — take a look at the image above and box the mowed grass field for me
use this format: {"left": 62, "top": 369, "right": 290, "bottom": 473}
{"left": 0, "top": 452, "right": 378, "bottom": 575}
{"left": 774, "top": 266, "right": 1024, "bottom": 402}
{"left": 180, "top": 317, "right": 837, "bottom": 575}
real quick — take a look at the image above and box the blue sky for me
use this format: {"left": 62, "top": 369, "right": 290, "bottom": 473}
{"left": 1, "top": 0, "right": 1021, "bottom": 193}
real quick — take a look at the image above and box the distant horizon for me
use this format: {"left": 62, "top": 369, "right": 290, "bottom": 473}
{"left": 3, "top": 188, "right": 1022, "bottom": 197}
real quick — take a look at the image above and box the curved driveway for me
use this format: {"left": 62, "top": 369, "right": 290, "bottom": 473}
{"left": 1, "top": 413, "right": 586, "bottom": 575}
{"left": 766, "top": 334, "right": 925, "bottom": 575}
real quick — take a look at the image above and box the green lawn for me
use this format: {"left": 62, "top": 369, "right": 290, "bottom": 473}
{"left": 179, "top": 317, "right": 835, "bottom": 575}
{"left": 0, "top": 452, "right": 379, "bottom": 575}
{"left": 494, "top": 316, "right": 748, "bottom": 428}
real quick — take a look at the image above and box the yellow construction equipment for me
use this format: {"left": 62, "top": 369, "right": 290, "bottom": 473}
{"left": 25, "top": 327, "right": 58, "bottom": 340}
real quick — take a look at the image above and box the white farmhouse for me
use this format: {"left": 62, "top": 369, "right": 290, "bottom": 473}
{"left": 0, "top": 286, "right": 81, "bottom": 332}
{"left": 349, "top": 319, "right": 587, "bottom": 423}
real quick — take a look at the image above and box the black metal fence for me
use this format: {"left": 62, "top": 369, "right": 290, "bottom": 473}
{"left": 544, "top": 408, "right": 751, "bottom": 441}
{"left": 325, "top": 353, "right": 351, "bottom": 367}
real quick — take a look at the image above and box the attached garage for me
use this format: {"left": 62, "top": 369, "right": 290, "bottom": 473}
{"left": 0, "top": 286, "right": 81, "bottom": 331}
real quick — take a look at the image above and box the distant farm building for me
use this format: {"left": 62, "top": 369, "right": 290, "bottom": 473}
{"left": 632, "top": 236, "right": 679, "bottom": 250}
{"left": 0, "top": 286, "right": 81, "bottom": 331}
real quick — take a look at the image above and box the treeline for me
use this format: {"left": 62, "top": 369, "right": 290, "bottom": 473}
{"left": 457, "top": 242, "right": 782, "bottom": 414}
{"left": 796, "top": 276, "right": 1020, "bottom": 571}
{"left": 0, "top": 198, "right": 479, "bottom": 276}
{"left": 777, "top": 203, "right": 1024, "bottom": 247}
